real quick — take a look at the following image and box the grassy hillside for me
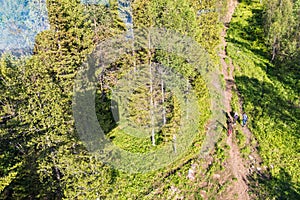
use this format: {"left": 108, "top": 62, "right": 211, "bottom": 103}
{"left": 226, "top": 0, "right": 300, "bottom": 198}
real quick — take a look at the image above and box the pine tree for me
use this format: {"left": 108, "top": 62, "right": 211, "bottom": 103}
{"left": 0, "top": 55, "right": 27, "bottom": 197}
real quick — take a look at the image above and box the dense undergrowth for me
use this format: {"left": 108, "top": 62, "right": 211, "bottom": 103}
{"left": 227, "top": 0, "right": 300, "bottom": 199}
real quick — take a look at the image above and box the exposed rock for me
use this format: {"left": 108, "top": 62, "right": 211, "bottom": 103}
{"left": 199, "top": 181, "right": 208, "bottom": 188}
{"left": 256, "top": 167, "right": 261, "bottom": 171}
{"left": 213, "top": 174, "right": 221, "bottom": 179}
{"left": 187, "top": 163, "right": 198, "bottom": 181}
{"left": 187, "top": 168, "right": 195, "bottom": 181}
{"left": 200, "top": 190, "right": 207, "bottom": 198}
{"left": 170, "top": 185, "right": 180, "bottom": 195}
{"left": 175, "top": 195, "right": 184, "bottom": 200}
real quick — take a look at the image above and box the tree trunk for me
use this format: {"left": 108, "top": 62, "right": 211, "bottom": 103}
{"left": 148, "top": 30, "right": 155, "bottom": 146}
{"left": 186, "top": 79, "right": 189, "bottom": 120}
{"left": 161, "top": 77, "right": 166, "bottom": 125}
{"left": 271, "top": 36, "right": 277, "bottom": 61}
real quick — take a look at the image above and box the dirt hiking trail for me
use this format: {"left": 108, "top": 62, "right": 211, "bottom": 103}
{"left": 217, "top": 0, "right": 263, "bottom": 199}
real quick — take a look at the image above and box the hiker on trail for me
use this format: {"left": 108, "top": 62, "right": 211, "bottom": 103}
{"left": 226, "top": 112, "right": 233, "bottom": 136}
{"left": 228, "top": 121, "right": 233, "bottom": 136}
{"left": 233, "top": 112, "right": 239, "bottom": 125}
{"left": 242, "top": 113, "right": 248, "bottom": 127}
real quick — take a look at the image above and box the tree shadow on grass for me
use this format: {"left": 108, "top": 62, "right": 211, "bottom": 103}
{"left": 235, "top": 75, "right": 300, "bottom": 198}
{"left": 228, "top": 1, "right": 300, "bottom": 100}
{"left": 268, "top": 55, "right": 300, "bottom": 96}
{"left": 247, "top": 168, "right": 300, "bottom": 199}
{"left": 238, "top": 0, "right": 252, "bottom": 4}
{"left": 235, "top": 76, "right": 300, "bottom": 138}
{"left": 226, "top": 3, "right": 268, "bottom": 59}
